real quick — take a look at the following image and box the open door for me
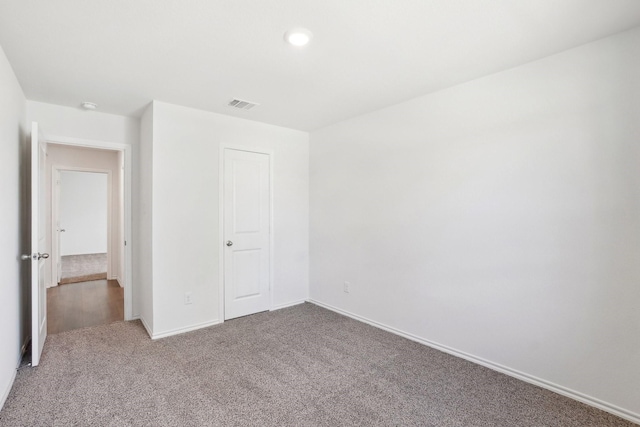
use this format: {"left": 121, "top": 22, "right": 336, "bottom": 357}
{"left": 22, "top": 122, "right": 48, "bottom": 366}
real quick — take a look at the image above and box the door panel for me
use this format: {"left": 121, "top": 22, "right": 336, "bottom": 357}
{"left": 30, "top": 122, "right": 47, "bottom": 366}
{"left": 233, "top": 161, "right": 262, "bottom": 233}
{"left": 232, "top": 249, "right": 262, "bottom": 299}
{"left": 223, "top": 149, "right": 270, "bottom": 320}
{"left": 54, "top": 170, "right": 62, "bottom": 284}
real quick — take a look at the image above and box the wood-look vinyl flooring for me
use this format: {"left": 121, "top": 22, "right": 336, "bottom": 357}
{"left": 47, "top": 279, "right": 124, "bottom": 335}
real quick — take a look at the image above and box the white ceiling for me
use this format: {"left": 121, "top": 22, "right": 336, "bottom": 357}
{"left": 1, "top": 1, "right": 640, "bottom": 131}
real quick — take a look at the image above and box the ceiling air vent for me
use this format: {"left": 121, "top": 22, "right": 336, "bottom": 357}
{"left": 227, "top": 98, "right": 259, "bottom": 111}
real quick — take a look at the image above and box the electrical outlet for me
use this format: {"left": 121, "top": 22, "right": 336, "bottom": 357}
{"left": 184, "top": 292, "right": 193, "bottom": 305}
{"left": 344, "top": 281, "right": 350, "bottom": 293}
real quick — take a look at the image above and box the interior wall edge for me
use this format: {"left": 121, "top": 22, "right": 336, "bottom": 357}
{"left": 270, "top": 299, "right": 307, "bottom": 312}
{"left": 138, "top": 315, "right": 153, "bottom": 339}
{"left": 150, "top": 319, "right": 221, "bottom": 341}
{"left": 307, "top": 298, "right": 640, "bottom": 426}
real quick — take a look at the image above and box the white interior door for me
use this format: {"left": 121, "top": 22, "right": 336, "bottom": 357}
{"left": 54, "top": 170, "right": 63, "bottom": 284}
{"left": 27, "top": 122, "right": 48, "bottom": 366}
{"left": 55, "top": 219, "right": 62, "bottom": 283}
{"left": 223, "top": 148, "right": 271, "bottom": 320}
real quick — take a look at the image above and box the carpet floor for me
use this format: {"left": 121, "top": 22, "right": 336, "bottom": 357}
{"left": 0, "top": 303, "right": 633, "bottom": 427}
{"left": 59, "top": 253, "right": 107, "bottom": 285}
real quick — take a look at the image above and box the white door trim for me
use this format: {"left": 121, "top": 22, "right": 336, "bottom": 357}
{"left": 218, "top": 143, "right": 274, "bottom": 323}
{"left": 51, "top": 166, "right": 113, "bottom": 286}
{"left": 44, "top": 134, "right": 133, "bottom": 321}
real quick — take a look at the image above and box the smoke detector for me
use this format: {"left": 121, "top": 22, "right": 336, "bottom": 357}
{"left": 81, "top": 102, "right": 97, "bottom": 110}
{"left": 227, "top": 98, "right": 259, "bottom": 111}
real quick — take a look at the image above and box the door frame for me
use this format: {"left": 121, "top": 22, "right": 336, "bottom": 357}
{"left": 44, "top": 134, "right": 133, "bottom": 321}
{"left": 51, "top": 166, "right": 113, "bottom": 286}
{"left": 218, "top": 144, "right": 274, "bottom": 322}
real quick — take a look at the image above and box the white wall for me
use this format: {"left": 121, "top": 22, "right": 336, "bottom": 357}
{"left": 138, "top": 104, "right": 154, "bottom": 332}
{"left": 310, "top": 26, "right": 640, "bottom": 422}
{"left": 0, "top": 44, "right": 26, "bottom": 410}
{"left": 145, "top": 101, "right": 309, "bottom": 337}
{"left": 26, "top": 101, "right": 139, "bottom": 146}
{"left": 59, "top": 171, "right": 108, "bottom": 255}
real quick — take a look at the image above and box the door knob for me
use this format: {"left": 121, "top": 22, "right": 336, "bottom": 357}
{"left": 226, "top": 241, "right": 233, "bottom": 247}
{"left": 22, "top": 253, "right": 50, "bottom": 260}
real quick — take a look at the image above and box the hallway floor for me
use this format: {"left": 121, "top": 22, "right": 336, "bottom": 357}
{"left": 47, "top": 279, "right": 123, "bottom": 334}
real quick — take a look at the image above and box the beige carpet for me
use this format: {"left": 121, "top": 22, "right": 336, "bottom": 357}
{"left": 0, "top": 303, "right": 634, "bottom": 426}
{"left": 59, "top": 253, "right": 107, "bottom": 285}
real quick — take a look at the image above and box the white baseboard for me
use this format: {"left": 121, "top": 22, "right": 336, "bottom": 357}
{"left": 0, "top": 335, "right": 24, "bottom": 411}
{"left": 1, "top": 335, "right": 33, "bottom": 411}
{"left": 0, "top": 367, "right": 17, "bottom": 412}
{"left": 308, "top": 299, "right": 640, "bottom": 425}
{"left": 271, "top": 299, "right": 306, "bottom": 311}
{"left": 151, "top": 319, "right": 221, "bottom": 340}
{"left": 138, "top": 316, "right": 153, "bottom": 339}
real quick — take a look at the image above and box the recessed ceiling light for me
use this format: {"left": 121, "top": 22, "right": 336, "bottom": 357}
{"left": 284, "top": 28, "right": 313, "bottom": 47}
{"left": 81, "top": 101, "right": 97, "bottom": 110}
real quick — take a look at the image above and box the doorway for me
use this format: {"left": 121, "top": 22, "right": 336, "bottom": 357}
{"left": 48, "top": 166, "right": 123, "bottom": 334}
{"left": 27, "top": 122, "right": 133, "bottom": 365}
{"left": 57, "top": 170, "right": 109, "bottom": 285}
{"left": 46, "top": 143, "right": 129, "bottom": 334}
